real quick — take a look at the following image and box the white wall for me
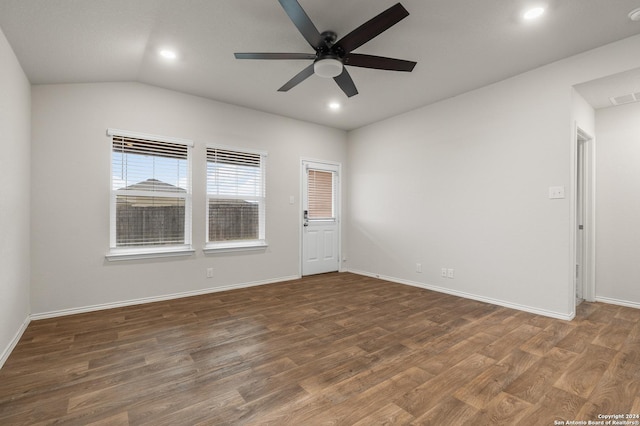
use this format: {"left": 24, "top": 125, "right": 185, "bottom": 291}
{"left": 595, "top": 102, "right": 640, "bottom": 306}
{"left": 572, "top": 89, "right": 595, "bottom": 137}
{"left": 31, "top": 82, "right": 347, "bottom": 315}
{"left": 0, "top": 27, "right": 31, "bottom": 366}
{"left": 346, "top": 35, "right": 640, "bottom": 319}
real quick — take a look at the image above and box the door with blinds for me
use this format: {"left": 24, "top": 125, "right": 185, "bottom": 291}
{"left": 302, "top": 161, "right": 340, "bottom": 276}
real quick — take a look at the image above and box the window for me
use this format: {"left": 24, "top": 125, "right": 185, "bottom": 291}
{"left": 307, "top": 169, "right": 335, "bottom": 220}
{"left": 206, "top": 146, "right": 266, "bottom": 251}
{"left": 108, "top": 129, "right": 193, "bottom": 260}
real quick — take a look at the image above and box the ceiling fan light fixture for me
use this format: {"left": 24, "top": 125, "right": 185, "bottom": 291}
{"left": 314, "top": 58, "right": 343, "bottom": 78}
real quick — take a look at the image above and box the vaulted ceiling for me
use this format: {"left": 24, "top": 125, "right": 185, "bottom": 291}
{"left": 1, "top": 0, "right": 640, "bottom": 130}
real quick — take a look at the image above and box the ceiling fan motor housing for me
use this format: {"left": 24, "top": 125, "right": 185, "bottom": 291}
{"left": 320, "top": 31, "right": 338, "bottom": 47}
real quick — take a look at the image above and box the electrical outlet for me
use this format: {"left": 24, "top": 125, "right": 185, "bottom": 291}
{"left": 447, "top": 268, "right": 455, "bottom": 279}
{"left": 416, "top": 263, "right": 422, "bottom": 273}
{"left": 441, "top": 268, "right": 447, "bottom": 278}
{"left": 206, "top": 267, "right": 214, "bottom": 278}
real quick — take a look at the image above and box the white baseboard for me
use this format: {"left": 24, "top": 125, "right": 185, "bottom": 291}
{"left": 31, "top": 275, "right": 300, "bottom": 320}
{"left": 346, "top": 268, "right": 575, "bottom": 321}
{"left": 595, "top": 296, "right": 640, "bottom": 310}
{"left": 0, "top": 315, "right": 30, "bottom": 370}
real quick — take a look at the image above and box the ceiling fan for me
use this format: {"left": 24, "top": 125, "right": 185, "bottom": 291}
{"left": 234, "top": 0, "right": 417, "bottom": 98}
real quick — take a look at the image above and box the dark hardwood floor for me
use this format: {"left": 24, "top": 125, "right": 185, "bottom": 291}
{"left": 1, "top": 272, "right": 639, "bottom": 425}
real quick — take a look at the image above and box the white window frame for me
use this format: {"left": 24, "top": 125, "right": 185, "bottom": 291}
{"left": 106, "top": 128, "right": 195, "bottom": 261}
{"left": 204, "top": 144, "right": 267, "bottom": 253}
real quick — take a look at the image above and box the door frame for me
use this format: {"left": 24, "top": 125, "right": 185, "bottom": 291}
{"left": 570, "top": 126, "right": 596, "bottom": 311}
{"left": 300, "top": 158, "right": 342, "bottom": 277}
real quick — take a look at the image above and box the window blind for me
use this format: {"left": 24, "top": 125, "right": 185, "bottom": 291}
{"left": 307, "top": 169, "right": 334, "bottom": 219}
{"left": 111, "top": 133, "right": 192, "bottom": 249}
{"left": 206, "top": 147, "right": 266, "bottom": 244}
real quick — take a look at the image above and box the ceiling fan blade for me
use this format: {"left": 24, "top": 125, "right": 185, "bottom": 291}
{"left": 278, "top": 63, "right": 315, "bottom": 92}
{"left": 333, "top": 68, "right": 358, "bottom": 98}
{"left": 335, "top": 3, "right": 409, "bottom": 54}
{"left": 344, "top": 53, "right": 416, "bottom": 71}
{"left": 235, "top": 53, "right": 317, "bottom": 60}
{"left": 278, "top": 0, "right": 325, "bottom": 49}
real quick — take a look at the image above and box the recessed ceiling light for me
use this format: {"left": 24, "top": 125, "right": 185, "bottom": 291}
{"left": 159, "top": 49, "right": 177, "bottom": 60}
{"left": 629, "top": 7, "right": 640, "bottom": 21}
{"left": 328, "top": 102, "right": 341, "bottom": 111}
{"left": 523, "top": 7, "right": 545, "bottom": 20}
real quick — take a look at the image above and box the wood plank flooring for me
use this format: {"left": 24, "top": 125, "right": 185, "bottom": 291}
{"left": 1, "top": 272, "right": 639, "bottom": 425}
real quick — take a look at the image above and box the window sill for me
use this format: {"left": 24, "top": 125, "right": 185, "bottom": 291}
{"left": 106, "top": 246, "right": 195, "bottom": 262}
{"left": 203, "top": 241, "right": 268, "bottom": 254}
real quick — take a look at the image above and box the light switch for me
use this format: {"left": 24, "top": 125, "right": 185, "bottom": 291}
{"left": 548, "top": 186, "right": 565, "bottom": 199}
{"left": 289, "top": 195, "right": 295, "bottom": 204}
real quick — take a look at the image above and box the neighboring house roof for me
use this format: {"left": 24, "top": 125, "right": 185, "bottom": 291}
{"left": 117, "top": 179, "right": 185, "bottom": 207}
{"left": 119, "top": 178, "right": 186, "bottom": 193}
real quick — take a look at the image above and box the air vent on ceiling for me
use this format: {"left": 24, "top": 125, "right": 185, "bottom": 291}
{"left": 609, "top": 92, "right": 640, "bottom": 106}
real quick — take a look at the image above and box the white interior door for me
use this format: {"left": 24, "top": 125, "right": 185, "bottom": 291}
{"left": 575, "top": 128, "right": 595, "bottom": 304}
{"left": 576, "top": 137, "right": 585, "bottom": 301}
{"left": 302, "top": 161, "right": 340, "bottom": 276}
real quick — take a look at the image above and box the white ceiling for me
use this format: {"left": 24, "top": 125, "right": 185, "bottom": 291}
{"left": 1, "top": 0, "right": 640, "bottom": 130}
{"left": 575, "top": 67, "right": 640, "bottom": 109}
